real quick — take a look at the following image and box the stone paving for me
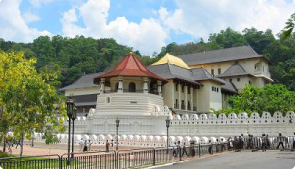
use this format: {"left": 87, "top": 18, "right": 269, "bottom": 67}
{"left": 160, "top": 150, "right": 295, "bottom": 169}
{"left": 0, "top": 141, "right": 142, "bottom": 156}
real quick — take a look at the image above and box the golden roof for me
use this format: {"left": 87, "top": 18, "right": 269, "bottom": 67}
{"left": 152, "top": 53, "right": 190, "bottom": 69}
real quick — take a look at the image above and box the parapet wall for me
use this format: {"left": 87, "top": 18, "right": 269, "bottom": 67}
{"left": 50, "top": 111, "right": 295, "bottom": 147}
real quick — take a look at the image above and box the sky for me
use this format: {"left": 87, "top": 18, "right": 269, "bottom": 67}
{"left": 0, "top": 0, "right": 294, "bottom": 55}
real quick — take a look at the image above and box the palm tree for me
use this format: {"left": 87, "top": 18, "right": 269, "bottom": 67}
{"left": 281, "top": 13, "right": 295, "bottom": 40}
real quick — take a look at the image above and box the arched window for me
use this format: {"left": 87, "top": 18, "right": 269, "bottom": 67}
{"left": 128, "top": 82, "right": 136, "bottom": 92}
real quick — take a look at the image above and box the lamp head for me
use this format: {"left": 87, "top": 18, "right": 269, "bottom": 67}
{"left": 66, "top": 97, "right": 75, "bottom": 118}
{"left": 166, "top": 117, "right": 170, "bottom": 128}
{"left": 116, "top": 118, "right": 120, "bottom": 127}
{"left": 72, "top": 107, "right": 77, "bottom": 120}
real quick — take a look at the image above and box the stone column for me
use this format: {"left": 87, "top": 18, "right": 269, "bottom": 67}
{"left": 185, "top": 84, "right": 188, "bottom": 111}
{"left": 143, "top": 77, "right": 148, "bottom": 94}
{"left": 172, "top": 81, "right": 175, "bottom": 109}
{"left": 178, "top": 83, "right": 181, "bottom": 109}
{"left": 157, "top": 80, "right": 162, "bottom": 96}
{"left": 100, "top": 78, "right": 105, "bottom": 94}
{"left": 190, "top": 86, "right": 194, "bottom": 111}
{"left": 118, "top": 76, "right": 123, "bottom": 93}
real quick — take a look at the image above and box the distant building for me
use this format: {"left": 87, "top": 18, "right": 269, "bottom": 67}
{"left": 61, "top": 46, "right": 272, "bottom": 115}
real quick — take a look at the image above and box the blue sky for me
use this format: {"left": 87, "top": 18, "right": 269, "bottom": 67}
{"left": 0, "top": 0, "right": 294, "bottom": 55}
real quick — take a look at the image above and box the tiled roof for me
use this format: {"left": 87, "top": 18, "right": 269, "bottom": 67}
{"left": 94, "top": 53, "right": 166, "bottom": 81}
{"left": 217, "top": 61, "right": 252, "bottom": 78}
{"left": 148, "top": 64, "right": 225, "bottom": 85}
{"left": 190, "top": 68, "right": 225, "bottom": 84}
{"left": 178, "top": 46, "right": 267, "bottom": 66}
{"left": 221, "top": 81, "right": 238, "bottom": 94}
{"left": 148, "top": 64, "right": 200, "bottom": 85}
{"left": 60, "top": 73, "right": 101, "bottom": 91}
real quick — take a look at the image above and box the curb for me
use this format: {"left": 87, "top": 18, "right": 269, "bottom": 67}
{"left": 144, "top": 162, "right": 175, "bottom": 169}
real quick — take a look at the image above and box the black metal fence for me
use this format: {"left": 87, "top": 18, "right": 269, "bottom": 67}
{"left": 0, "top": 144, "right": 228, "bottom": 169}
{"left": 2, "top": 137, "right": 295, "bottom": 169}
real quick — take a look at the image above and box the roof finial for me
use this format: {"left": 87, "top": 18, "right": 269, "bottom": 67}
{"left": 129, "top": 51, "right": 133, "bottom": 55}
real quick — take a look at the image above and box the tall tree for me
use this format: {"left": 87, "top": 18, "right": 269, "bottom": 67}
{"left": 209, "top": 27, "right": 247, "bottom": 48}
{"left": 281, "top": 13, "right": 295, "bottom": 40}
{"left": 0, "top": 51, "right": 66, "bottom": 155}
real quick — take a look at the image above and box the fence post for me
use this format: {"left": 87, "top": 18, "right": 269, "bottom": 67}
{"left": 198, "top": 143, "right": 201, "bottom": 157}
{"left": 179, "top": 147, "right": 182, "bottom": 161}
{"left": 60, "top": 155, "right": 63, "bottom": 169}
{"left": 153, "top": 149, "right": 156, "bottom": 165}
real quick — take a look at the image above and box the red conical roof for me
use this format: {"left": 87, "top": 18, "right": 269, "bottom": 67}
{"left": 94, "top": 53, "right": 166, "bottom": 81}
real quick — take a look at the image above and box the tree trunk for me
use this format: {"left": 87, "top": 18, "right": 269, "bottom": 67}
{"left": 2, "top": 136, "right": 6, "bottom": 152}
{"left": 20, "top": 128, "right": 24, "bottom": 157}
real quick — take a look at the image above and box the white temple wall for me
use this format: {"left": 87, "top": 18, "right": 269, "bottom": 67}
{"left": 61, "top": 111, "right": 295, "bottom": 148}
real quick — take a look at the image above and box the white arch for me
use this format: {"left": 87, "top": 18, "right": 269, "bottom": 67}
{"left": 201, "top": 137, "right": 209, "bottom": 143}
{"left": 90, "top": 134, "right": 97, "bottom": 140}
{"left": 192, "top": 136, "right": 200, "bottom": 144}
{"left": 83, "top": 135, "right": 89, "bottom": 140}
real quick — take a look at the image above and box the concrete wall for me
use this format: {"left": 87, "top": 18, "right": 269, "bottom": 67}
{"left": 197, "top": 81, "right": 222, "bottom": 112}
{"left": 189, "top": 58, "right": 272, "bottom": 90}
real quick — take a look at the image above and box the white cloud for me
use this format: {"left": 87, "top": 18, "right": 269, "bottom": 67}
{"left": 0, "top": 0, "right": 51, "bottom": 42}
{"left": 22, "top": 11, "right": 40, "bottom": 23}
{"left": 61, "top": 0, "right": 168, "bottom": 55}
{"left": 30, "top": 0, "right": 57, "bottom": 7}
{"left": 159, "top": 0, "right": 295, "bottom": 40}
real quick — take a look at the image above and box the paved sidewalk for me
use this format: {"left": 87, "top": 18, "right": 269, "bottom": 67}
{"left": 159, "top": 150, "right": 295, "bottom": 169}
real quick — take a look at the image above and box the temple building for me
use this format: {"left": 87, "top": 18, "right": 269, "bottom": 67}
{"left": 61, "top": 45, "right": 272, "bottom": 115}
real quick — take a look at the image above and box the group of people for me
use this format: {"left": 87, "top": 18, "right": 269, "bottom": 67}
{"left": 227, "top": 133, "right": 295, "bottom": 152}
{"left": 105, "top": 140, "right": 116, "bottom": 152}
{"left": 2, "top": 139, "right": 21, "bottom": 154}
{"left": 79, "top": 139, "right": 93, "bottom": 152}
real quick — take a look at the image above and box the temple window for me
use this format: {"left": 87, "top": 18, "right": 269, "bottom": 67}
{"left": 128, "top": 82, "right": 136, "bottom": 92}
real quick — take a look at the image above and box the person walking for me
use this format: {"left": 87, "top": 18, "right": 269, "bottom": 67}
{"left": 177, "top": 141, "right": 181, "bottom": 157}
{"left": 182, "top": 142, "right": 189, "bottom": 156}
{"left": 266, "top": 134, "right": 270, "bottom": 150}
{"left": 106, "top": 140, "right": 110, "bottom": 152}
{"left": 111, "top": 140, "right": 114, "bottom": 151}
{"left": 6, "top": 140, "right": 12, "bottom": 154}
{"left": 79, "top": 139, "right": 84, "bottom": 152}
{"left": 261, "top": 134, "right": 267, "bottom": 152}
{"left": 276, "top": 133, "right": 285, "bottom": 151}
{"left": 83, "top": 139, "right": 88, "bottom": 152}
{"left": 172, "top": 142, "right": 177, "bottom": 157}
{"left": 88, "top": 140, "right": 93, "bottom": 151}
{"left": 15, "top": 140, "right": 21, "bottom": 149}
{"left": 208, "top": 140, "right": 213, "bottom": 154}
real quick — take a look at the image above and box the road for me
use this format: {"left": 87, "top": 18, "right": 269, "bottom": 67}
{"left": 160, "top": 151, "right": 295, "bottom": 169}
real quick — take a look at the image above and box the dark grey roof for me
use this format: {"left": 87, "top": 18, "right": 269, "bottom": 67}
{"left": 191, "top": 68, "right": 225, "bottom": 84}
{"left": 221, "top": 81, "right": 238, "bottom": 94}
{"left": 217, "top": 62, "right": 252, "bottom": 78}
{"left": 148, "top": 64, "right": 200, "bottom": 85}
{"left": 148, "top": 64, "right": 224, "bottom": 85}
{"left": 177, "top": 46, "right": 265, "bottom": 66}
{"left": 65, "top": 94, "right": 97, "bottom": 106}
{"left": 60, "top": 73, "right": 102, "bottom": 91}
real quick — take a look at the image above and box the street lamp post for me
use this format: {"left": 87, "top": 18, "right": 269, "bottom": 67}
{"left": 116, "top": 118, "right": 120, "bottom": 150}
{"left": 166, "top": 117, "right": 171, "bottom": 154}
{"left": 71, "top": 107, "right": 77, "bottom": 158}
{"left": 66, "top": 97, "right": 75, "bottom": 165}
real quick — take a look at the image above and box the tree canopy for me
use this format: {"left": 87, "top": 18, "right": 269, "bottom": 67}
{"left": 216, "top": 84, "right": 295, "bottom": 115}
{"left": 1, "top": 27, "right": 295, "bottom": 92}
{"left": 0, "top": 51, "right": 66, "bottom": 155}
